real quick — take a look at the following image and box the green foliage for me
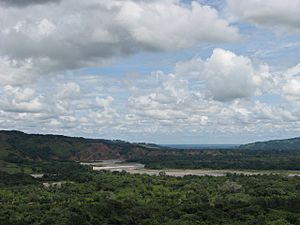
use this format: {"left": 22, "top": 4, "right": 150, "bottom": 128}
{"left": 0, "top": 171, "right": 36, "bottom": 186}
{"left": 2, "top": 130, "right": 300, "bottom": 171}
{"left": 130, "top": 149, "right": 300, "bottom": 170}
{"left": 0, "top": 130, "right": 155, "bottom": 163}
{"left": 0, "top": 130, "right": 300, "bottom": 224}
{"left": 0, "top": 165, "right": 299, "bottom": 225}
{"left": 239, "top": 137, "right": 300, "bottom": 151}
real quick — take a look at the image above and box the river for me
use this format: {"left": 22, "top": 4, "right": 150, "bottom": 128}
{"left": 80, "top": 160, "right": 300, "bottom": 177}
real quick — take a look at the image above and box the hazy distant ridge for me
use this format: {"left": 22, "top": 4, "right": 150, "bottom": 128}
{"left": 239, "top": 137, "right": 300, "bottom": 150}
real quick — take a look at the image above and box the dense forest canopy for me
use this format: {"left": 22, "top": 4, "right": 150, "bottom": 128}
{"left": 239, "top": 138, "right": 300, "bottom": 151}
{"left": 130, "top": 149, "right": 300, "bottom": 170}
{"left": 1, "top": 162, "right": 300, "bottom": 225}
{"left": 1, "top": 130, "right": 300, "bottom": 224}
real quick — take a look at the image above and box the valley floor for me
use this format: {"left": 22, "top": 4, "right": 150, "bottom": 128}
{"left": 84, "top": 160, "right": 300, "bottom": 177}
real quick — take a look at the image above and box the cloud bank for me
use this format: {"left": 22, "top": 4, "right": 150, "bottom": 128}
{"left": 0, "top": 0, "right": 238, "bottom": 75}
{"left": 0, "top": 0, "right": 61, "bottom": 7}
{"left": 228, "top": 0, "right": 300, "bottom": 33}
{"left": 0, "top": 48, "right": 295, "bottom": 141}
{"left": 0, "top": 0, "right": 299, "bottom": 143}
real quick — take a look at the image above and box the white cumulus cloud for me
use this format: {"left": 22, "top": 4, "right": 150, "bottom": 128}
{"left": 283, "top": 78, "right": 300, "bottom": 101}
{"left": 176, "top": 48, "right": 275, "bottom": 102}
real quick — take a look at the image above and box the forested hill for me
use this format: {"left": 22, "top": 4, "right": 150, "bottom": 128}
{"left": 0, "top": 130, "right": 164, "bottom": 163}
{"left": 239, "top": 137, "right": 300, "bottom": 150}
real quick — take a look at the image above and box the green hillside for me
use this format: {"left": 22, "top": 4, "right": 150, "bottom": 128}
{"left": 2, "top": 130, "right": 300, "bottom": 172}
{"left": 239, "top": 137, "right": 300, "bottom": 150}
{"left": 0, "top": 130, "right": 161, "bottom": 164}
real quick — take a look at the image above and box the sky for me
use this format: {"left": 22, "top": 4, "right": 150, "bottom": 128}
{"left": 0, "top": 0, "right": 300, "bottom": 144}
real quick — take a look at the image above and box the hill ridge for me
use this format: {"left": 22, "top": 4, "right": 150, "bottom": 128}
{"left": 239, "top": 137, "right": 300, "bottom": 150}
{"left": 0, "top": 130, "right": 164, "bottom": 163}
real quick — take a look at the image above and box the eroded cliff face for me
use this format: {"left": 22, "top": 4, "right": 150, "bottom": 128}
{"left": 76, "top": 143, "right": 123, "bottom": 161}
{"left": 76, "top": 144, "right": 155, "bottom": 161}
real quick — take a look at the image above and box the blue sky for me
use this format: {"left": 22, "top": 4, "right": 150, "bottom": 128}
{"left": 0, "top": 0, "right": 300, "bottom": 144}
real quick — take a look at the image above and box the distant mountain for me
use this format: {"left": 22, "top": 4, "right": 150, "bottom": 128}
{"left": 0, "top": 130, "right": 166, "bottom": 163}
{"left": 163, "top": 144, "right": 238, "bottom": 149}
{"left": 239, "top": 137, "right": 300, "bottom": 151}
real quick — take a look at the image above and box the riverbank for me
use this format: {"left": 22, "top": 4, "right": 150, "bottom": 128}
{"left": 81, "top": 160, "right": 300, "bottom": 177}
